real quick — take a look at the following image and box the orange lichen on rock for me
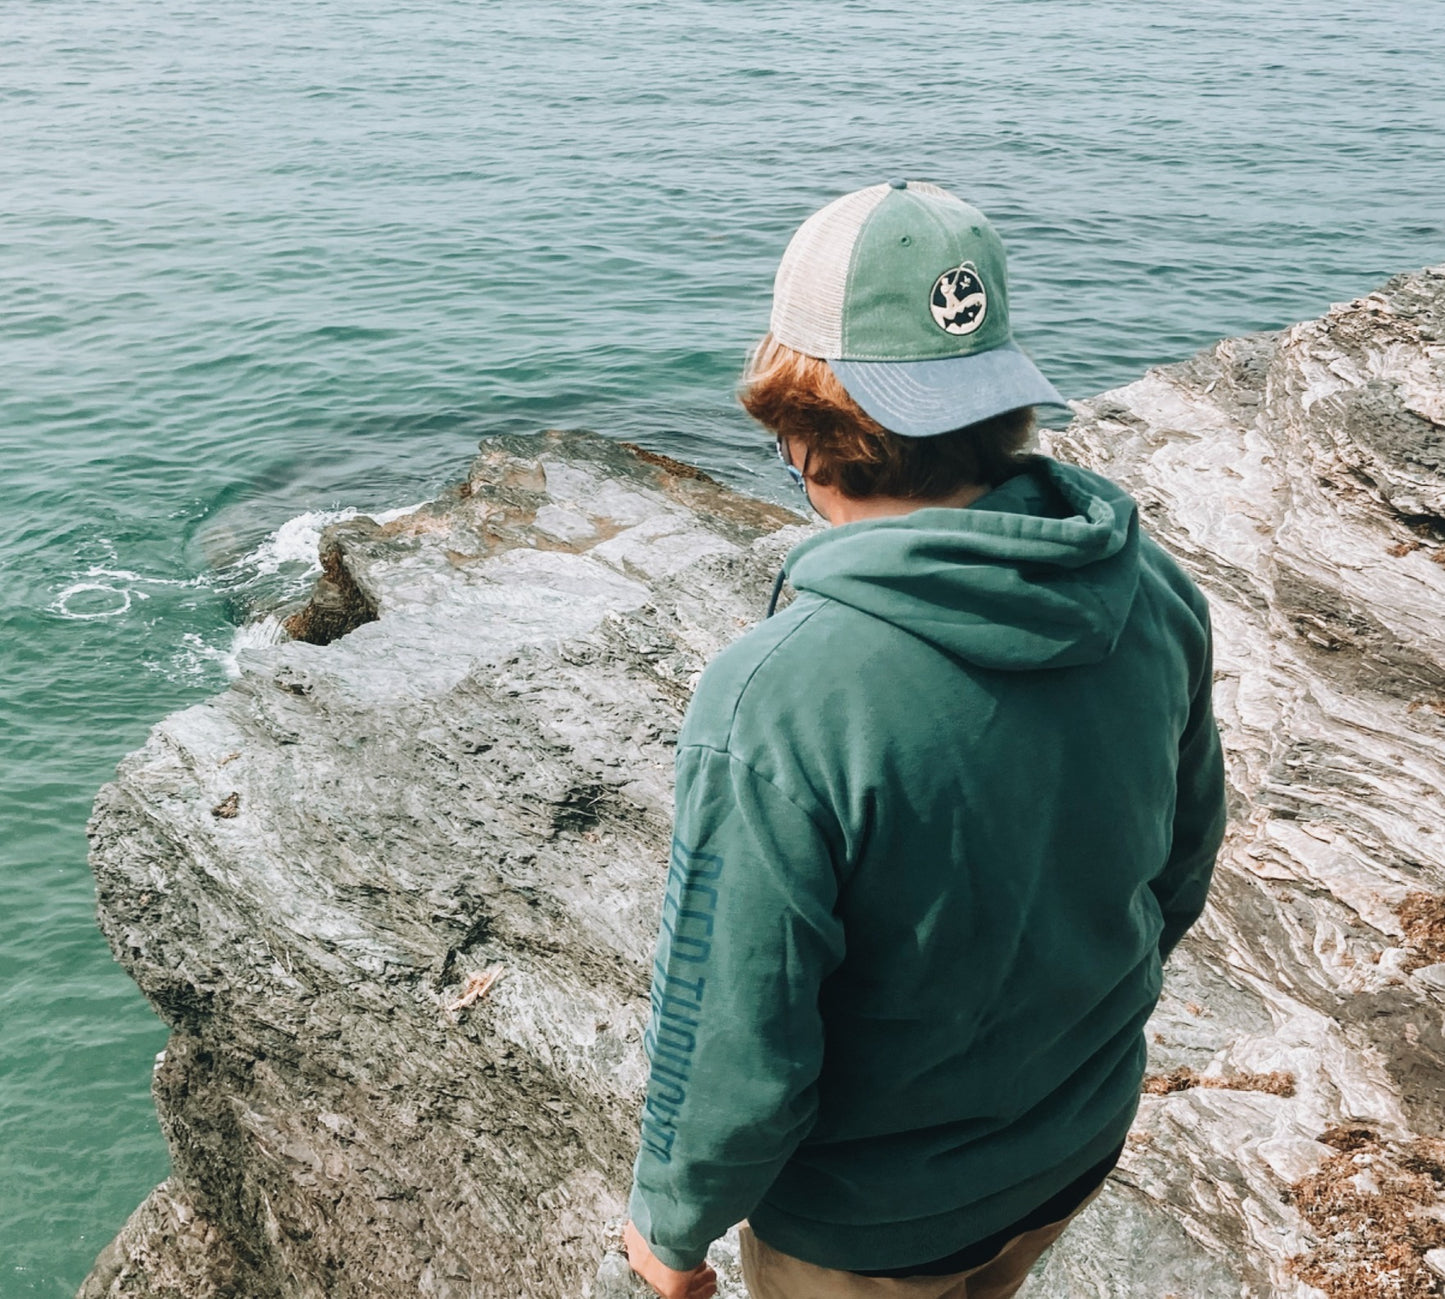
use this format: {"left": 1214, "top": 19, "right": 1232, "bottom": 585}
{"left": 444, "top": 965, "right": 504, "bottom": 1016}
{"left": 618, "top": 442, "right": 715, "bottom": 483}
{"left": 1285, "top": 1129, "right": 1445, "bottom": 1298}
{"left": 1399, "top": 892, "right": 1445, "bottom": 965}
{"left": 1141, "top": 1067, "right": 1296, "bottom": 1097}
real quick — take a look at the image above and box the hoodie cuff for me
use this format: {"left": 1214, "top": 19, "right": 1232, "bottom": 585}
{"left": 628, "top": 1182, "right": 710, "bottom": 1273}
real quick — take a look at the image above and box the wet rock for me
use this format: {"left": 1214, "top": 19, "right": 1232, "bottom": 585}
{"left": 83, "top": 269, "right": 1445, "bottom": 1298}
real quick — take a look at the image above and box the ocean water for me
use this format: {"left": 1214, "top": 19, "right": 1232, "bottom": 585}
{"left": 2, "top": 1, "right": 1443, "bottom": 1292}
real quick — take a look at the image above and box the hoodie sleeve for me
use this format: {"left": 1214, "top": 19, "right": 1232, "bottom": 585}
{"left": 1153, "top": 620, "right": 1228, "bottom": 962}
{"left": 628, "top": 743, "right": 845, "bottom": 1271}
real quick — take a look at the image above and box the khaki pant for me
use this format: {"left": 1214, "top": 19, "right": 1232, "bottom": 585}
{"left": 738, "top": 1183, "right": 1103, "bottom": 1299}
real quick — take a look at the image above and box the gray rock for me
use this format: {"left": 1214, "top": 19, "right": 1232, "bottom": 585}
{"left": 81, "top": 271, "right": 1445, "bottom": 1298}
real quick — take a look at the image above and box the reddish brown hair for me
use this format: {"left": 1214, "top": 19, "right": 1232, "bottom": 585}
{"left": 739, "top": 333, "right": 1035, "bottom": 500}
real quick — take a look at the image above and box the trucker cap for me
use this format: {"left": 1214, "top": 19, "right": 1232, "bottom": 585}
{"left": 770, "top": 179, "right": 1067, "bottom": 437}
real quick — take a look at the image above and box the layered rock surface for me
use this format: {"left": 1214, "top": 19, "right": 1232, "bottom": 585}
{"left": 83, "top": 269, "right": 1445, "bottom": 1299}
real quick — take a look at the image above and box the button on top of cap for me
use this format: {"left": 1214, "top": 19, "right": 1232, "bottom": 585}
{"left": 888, "top": 177, "right": 908, "bottom": 190}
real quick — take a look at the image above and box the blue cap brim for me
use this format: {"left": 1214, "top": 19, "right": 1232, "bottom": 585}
{"left": 829, "top": 343, "right": 1067, "bottom": 438}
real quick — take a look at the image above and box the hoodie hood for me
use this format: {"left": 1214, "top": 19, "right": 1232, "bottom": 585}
{"left": 783, "top": 457, "right": 1141, "bottom": 671}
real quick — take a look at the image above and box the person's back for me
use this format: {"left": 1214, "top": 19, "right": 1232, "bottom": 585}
{"left": 622, "top": 181, "right": 1227, "bottom": 1299}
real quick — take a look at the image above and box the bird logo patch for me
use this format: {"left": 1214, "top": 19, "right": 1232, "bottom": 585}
{"left": 930, "top": 262, "right": 988, "bottom": 335}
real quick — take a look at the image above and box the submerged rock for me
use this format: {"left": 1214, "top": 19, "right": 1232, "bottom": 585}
{"left": 83, "top": 270, "right": 1445, "bottom": 1299}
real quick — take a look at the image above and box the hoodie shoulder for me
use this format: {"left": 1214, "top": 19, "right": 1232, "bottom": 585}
{"left": 677, "top": 597, "right": 830, "bottom": 755}
{"left": 1139, "top": 532, "right": 1210, "bottom": 621}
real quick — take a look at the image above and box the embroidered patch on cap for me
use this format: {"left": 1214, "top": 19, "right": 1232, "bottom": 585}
{"left": 929, "top": 262, "right": 988, "bottom": 335}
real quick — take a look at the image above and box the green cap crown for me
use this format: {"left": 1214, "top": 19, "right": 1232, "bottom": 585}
{"left": 771, "top": 181, "right": 1013, "bottom": 363}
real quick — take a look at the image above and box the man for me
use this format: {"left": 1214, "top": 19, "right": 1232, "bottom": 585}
{"left": 623, "top": 180, "right": 1227, "bottom": 1299}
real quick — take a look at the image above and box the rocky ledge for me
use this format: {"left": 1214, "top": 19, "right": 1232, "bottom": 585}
{"left": 83, "top": 268, "right": 1445, "bottom": 1299}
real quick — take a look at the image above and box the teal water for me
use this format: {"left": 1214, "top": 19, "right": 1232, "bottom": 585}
{"left": 2, "top": 2, "right": 1443, "bottom": 1292}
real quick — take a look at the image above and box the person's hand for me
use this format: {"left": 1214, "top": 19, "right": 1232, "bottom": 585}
{"left": 624, "top": 1220, "right": 718, "bottom": 1299}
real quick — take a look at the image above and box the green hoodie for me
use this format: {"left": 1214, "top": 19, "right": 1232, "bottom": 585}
{"left": 629, "top": 456, "right": 1226, "bottom": 1272}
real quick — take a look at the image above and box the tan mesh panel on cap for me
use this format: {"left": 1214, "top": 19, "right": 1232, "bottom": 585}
{"left": 769, "top": 184, "right": 889, "bottom": 358}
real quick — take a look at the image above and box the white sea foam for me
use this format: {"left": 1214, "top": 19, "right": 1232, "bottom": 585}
{"left": 51, "top": 562, "right": 205, "bottom": 621}
{"left": 177, "top": 615, "right": 290, "bottom": 680}
{"left": 168, "top": 501, "right": 422, "bottom": 681}
{"left": 82, "top": 564, "right": 196, "bottom": 587}
{"left": 51, "top": 581, "right": 132, "bottom": 620}
{"left": 233, "top": 503, "right": 421, "bottom": 579}
{"left": 68, "top": 503, "right": 422, "bottom": 676}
